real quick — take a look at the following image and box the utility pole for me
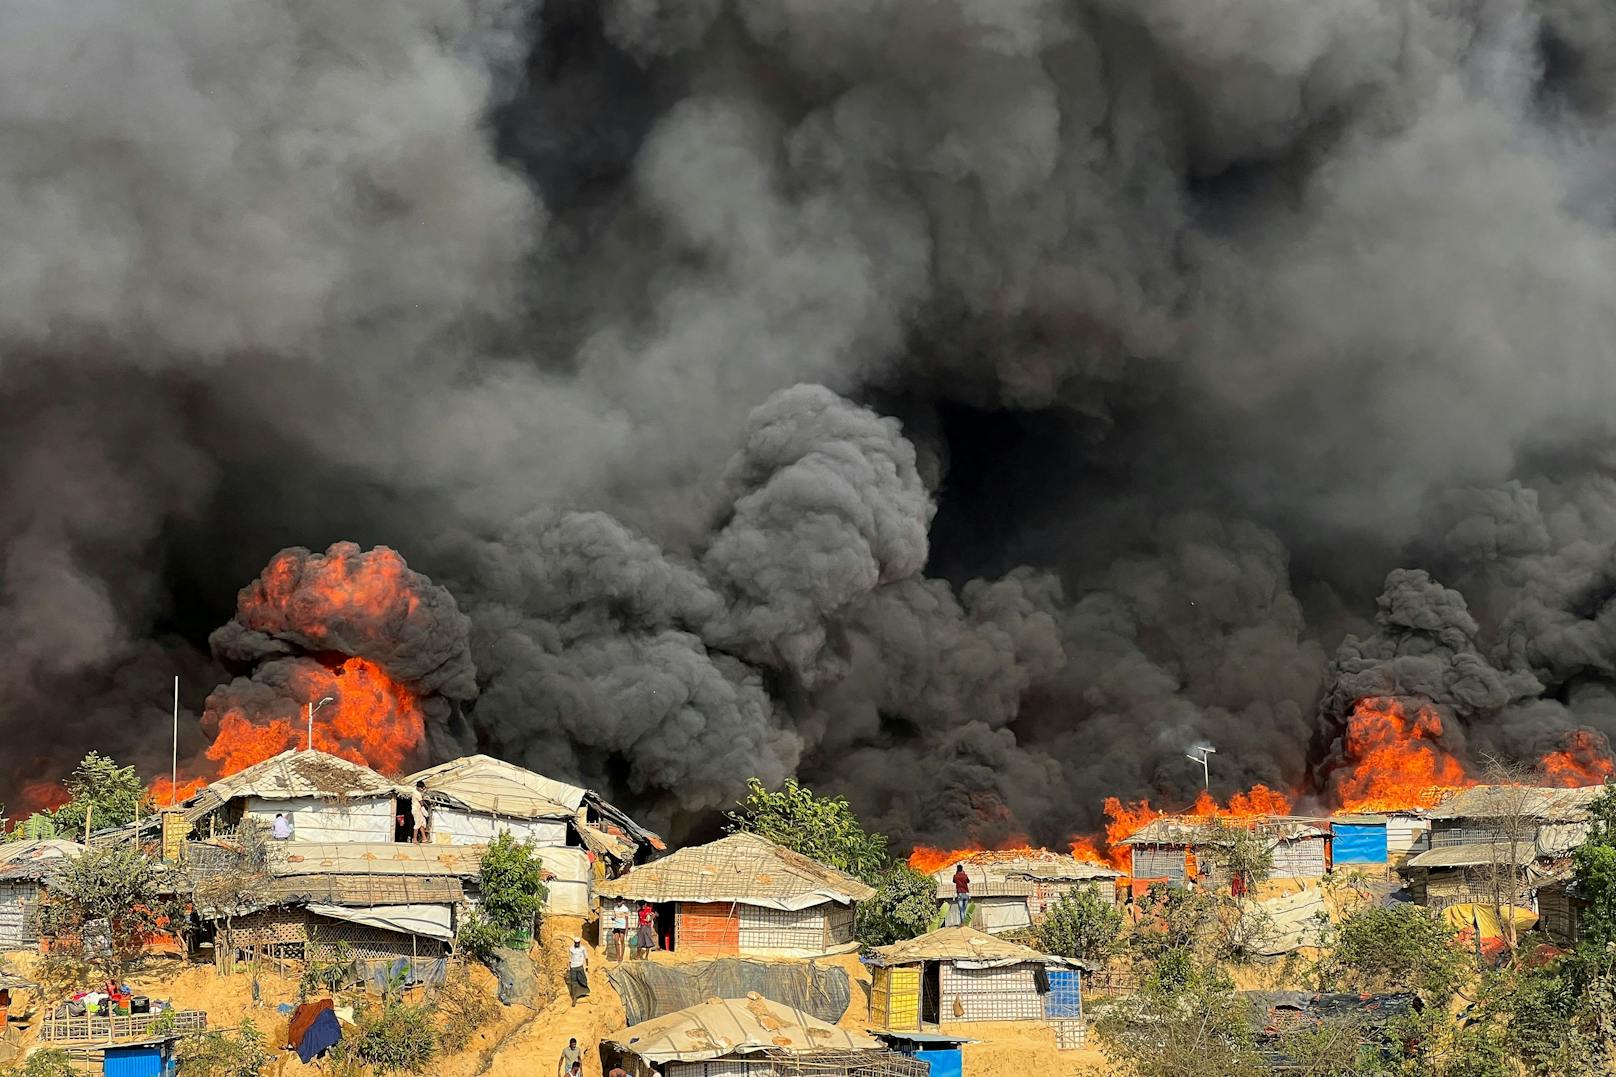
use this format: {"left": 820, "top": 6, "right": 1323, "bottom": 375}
{"left": 171, "top": 675, "right": 179, "bottom": 808}
{"left": 306, "top": 695, "right": 336, "bottom": 751}
{"left": 1186, "top": 745, "right": 1217, "bottom": 789}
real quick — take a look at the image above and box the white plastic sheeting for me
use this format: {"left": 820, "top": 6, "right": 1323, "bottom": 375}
{"left": 537, "top": 846, "right": 592, "bottom": 916}
{"left": 246, "top": 796, "right": 394, "bottom": 843}
{"left": 431, "top": 808, "right": 566, "bottom": 848}
{"left": 307, "top": 902, "right": 454, "bottom": 942}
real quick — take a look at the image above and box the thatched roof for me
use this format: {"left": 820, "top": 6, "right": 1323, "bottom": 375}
{"left": 930, "top": 855, "right": 1118, "bottom": 899}
{"left": 595, "top": 833, "right": 875, "bottom": 909}
{"left": 605, "top": 994, "right": 886, "bottom": 1064}
{"left": 180, "top": 750, "right": 398, "bottom": 822}
{"left": 868, "top": 926, "right": 1080, "bottom": 967}
{"left": 1427, "top": 784, "right": 1607, "bottom": 823}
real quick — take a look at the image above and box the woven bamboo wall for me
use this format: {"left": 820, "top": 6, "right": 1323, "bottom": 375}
{"left": 938, "top": 962, "right": 1042, "bottom": 1022}
{"left": 231, "top": 907, "right": 310, "bottom": 947}
{"left": 1271, "top": 837, "right": 1327, "bottom": 879}
{"left": 1130, "top": 847, "right": 1186, "bottom": 886}
{"left": 869, "top": 966, "right": 921, "bottom": 1030}
{"left": 1051, "top": 1018, "right": 1087, "bottom": 1049}
{"left": 677, "top": 903, "right": 740, "bottom": 955}
{"left": 823, "top": 904, "right": 855, "bottom": 947}
{"left": 1538, "top": 884, "right": 1578, "bottom": 944}
{"left": 737, "top": 905, "right": 826, "bottom": 952}
{"left": 0, "top": 883, "right": 37, "bottom": 949}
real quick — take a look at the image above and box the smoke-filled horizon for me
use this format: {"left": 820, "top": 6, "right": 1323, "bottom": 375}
{"left": 7, "top": 0, "right": 1616, "bottom": 845}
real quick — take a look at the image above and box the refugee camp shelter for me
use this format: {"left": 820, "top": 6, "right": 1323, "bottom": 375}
{"left": 1329, "top": 812, "right": 1431, "bottom": 867}
{"left": 0, "top": 840, "right": 80, "bottom": 950}
{"left": 867, "top": 926, "right": 1084, "bottom": 1029}
{"left": 602, "top": 994, "right": 928, "bottom": 1077}
{"left": 932, "top": 854, "right": 1119, "bottom": 932}
{"left": 869, "top": 1031, "right": 972, "bottom": 1077}
{"left": 1120, "top": 818, "right": 1330, "bottom": 886}
{"left": 595, "top": 833, "right": 874, "bottom": 956}
{"left": 1401, "top": 784, "right": 1605, "bottom": 913}
{"left": 402, "top": 754, "right": 662, "bottom": 913}
{"left": 175, "top": 750, "right": 402, "bottom": 843}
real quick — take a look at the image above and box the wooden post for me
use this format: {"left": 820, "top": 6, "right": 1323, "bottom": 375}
{"left": 83, "top": 804, "right": 92, "bottom": 844}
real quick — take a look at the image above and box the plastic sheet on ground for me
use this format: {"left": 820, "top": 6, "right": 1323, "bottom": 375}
{"left": 1241, "top": 887, "right": 1327, "bottom": 956}
{"left": 606, "top": 956, "right": 851, "bottom": 1027}
{"left": 1442, "top": 903, "right": 1537, "bottom": 940}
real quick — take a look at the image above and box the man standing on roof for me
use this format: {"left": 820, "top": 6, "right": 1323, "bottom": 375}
{"left": 272, "top": 813, "right": 293, "bottom": 840}
{"left": 411, "top": 781, "right": 429, "bottom": 843}
{"left": 952, "top": 863, "right": 971, "bottom": 926}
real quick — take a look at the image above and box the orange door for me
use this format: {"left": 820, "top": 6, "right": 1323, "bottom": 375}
{"left": 676, "top": 903, "right": 739, "bottom": 954}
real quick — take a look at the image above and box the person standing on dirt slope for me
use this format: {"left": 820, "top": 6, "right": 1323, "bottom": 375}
{"left": 952, "top": 863, "right": 970, "bottom": 926}
{"left": 557, "top": 1037, "right": 581, "bottom": 1077}
{"left": 567, "top": 937, "right": 590, "bottom": 1004}
{"left": 610, "top": 900, "right": 630, "bottom": 962}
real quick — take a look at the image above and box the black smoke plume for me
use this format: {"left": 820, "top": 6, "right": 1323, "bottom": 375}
{"left": 8, "top": 0, "right": 1616, "bottom": 843}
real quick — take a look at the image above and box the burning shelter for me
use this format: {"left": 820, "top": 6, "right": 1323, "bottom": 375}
{"left": 0, "top": 840, "right": 81, "bottom": 950}
{"left": 602, "top": 994, "right": 928, "bottom": 1077}
{"left": 594, "top": 833, "right": 874, "bottom": 956}
{"left": 1328, "top": 812, "right": 1432, "bottom": 868}
{"left": 1401, "top": 783, "right": 1606, "bottom": 931}
{"left": 402, "top": 754, "right": 662, "bottom": 913}
{"left": 1119, "top": 817, "right": 1330, "bottom": 887}
{"left": 931, "top": 853, "right": 1119, "bottom": 932}
{"left": 866, "top": 926, "right": 1085, "bottom": 1034}
{"left": 171, "top": 750, "right": 404, "bottom": 843}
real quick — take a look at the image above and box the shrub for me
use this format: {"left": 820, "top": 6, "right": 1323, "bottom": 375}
{"left": 175, "top": 1020, "right": 271, "bottom": 1077}
{"left": 455, "top": 911, "right": 508, "bottom": 964}
{"left": 434, "top": 965, "right": 500, "bottom": 1052}
{"left": 1031, "top": 888, "right": 1123, "bottom": 962}
{"left": 477, "top": 834, "right": 546, "bottom": 939}
{"left": 0, "top": 1049, "right": 73, "bottom": 1077}
{"left": 1317, "top": 904, "right": 1466, "bottom": 1003}
{"left": 351, "top": 1001, "right": 439, "bottom": 1073}
{"left": 1097, "top": 958, "right": 1257, "bottom": 1077}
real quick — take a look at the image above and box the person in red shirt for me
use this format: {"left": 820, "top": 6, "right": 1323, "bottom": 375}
{"left": 636, "top": 902, "right": 657, "bottom": 958}
{"left": 952, "top": 863, "right": 971, "bottom": 926}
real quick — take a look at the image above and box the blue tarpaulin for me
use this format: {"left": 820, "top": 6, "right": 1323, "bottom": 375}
{"left": 1333, "top": 823, "right": 1388, "bottom": 865}
{"left": 1044, "top": 969, "right": 1083, "bottom": 1019}
{"left": 914, "top": 1049, "right": 963, "bottom": 1077}
{"left": 296, "top": 1007, "right": 342, "bottom": 1063}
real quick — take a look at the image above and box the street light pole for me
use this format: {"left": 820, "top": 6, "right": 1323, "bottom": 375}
{"left": 1186, "top": 745, "right": 1217, "bottom": 789}
{"left": 306, "top": 695, "right": 336, "bottom": 752}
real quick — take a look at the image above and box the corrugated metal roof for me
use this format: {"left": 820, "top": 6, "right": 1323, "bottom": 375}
{"left": 605, "top": 995, "right": 883, "bottom": 1064}
{"left": 1404, "top": 843, "right": 1538, "bottom": 869}
{"left": 868, "top": 926, "right": 1079, "bottom": 967}
{"left": 402, "top": 755, "right": 579, "bottom": 820}
{"left": 594, "top": 833, "right": 875, "bottom": 907}
{"left": 1426, "top": 784, "right": 1607, "bottom": 822}
{"left": 266, "top": 841, "right": 483, "bottom": 878}
{"left": 181, "top": 750, "right": 398, "bottom": 822}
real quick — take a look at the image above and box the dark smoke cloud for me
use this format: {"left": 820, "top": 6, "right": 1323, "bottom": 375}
{"left": 11, "top": 0, "right": 1616, "bottom": 845}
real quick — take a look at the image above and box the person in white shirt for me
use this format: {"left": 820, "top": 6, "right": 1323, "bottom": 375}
{"left": 611, "top": 901, "right": 630, "bottom": 962}
{"left": 567, "top": 938, "right": 589, "bottom": 1005}
{"left": 271, "top": 814, "right": 293, "bottom": 840}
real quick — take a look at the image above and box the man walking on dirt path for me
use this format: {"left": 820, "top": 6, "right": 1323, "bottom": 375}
{"left": 557, "top": 1038, "right": 581, "bottom": 1077}
{"left": 952, "top": 863, "right": 970, "bottom": 926}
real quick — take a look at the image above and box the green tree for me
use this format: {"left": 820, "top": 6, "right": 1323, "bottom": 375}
{"left": 726, "top": 778, "right": 888, "bottom": 884}
{"left": 1202, "top": 821, "right": 1274, "bottom": 893}
{"left": 1574, "top": 784, "right": 1616, "bottom": 949}
{"left": 1031, "top": 888, "right": 1122, "bottom": 962}
{"left": 855, "top": 864, "right": 937, "bottom": 947}
{"left": 0, "top": 1049, "right": 73, "bottom": 1077}
{"left": 48, "top": 753, "right": 149, "bottom": 838}
{"left": 1098, "top": 952, "right": 1258, "bottom": 1077}
{"left": 39, "top": 842, "right": 171, "bottom": 981}
{"left": 477, "top": 833, "right": 546, "bottom": 939}
{"left": 1315, "top": 904, "right": 1466, "bottom": 1004}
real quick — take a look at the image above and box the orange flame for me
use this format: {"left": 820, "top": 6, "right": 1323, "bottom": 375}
{"left": 240, "top": 545, "right": 422, "bottom": 648}
{"left": 203, "top": 657, "right": 425, "bottom": 779}
{"left": 1539, "top": 729, "right": 1616, "bottom": 787}
{"left": 1331, "top": 698, "right": 1473, "bottom": 812}
{"left": 1068, "top": 783, "right": 1295, "bottom": 870}
{"left": 14, "top": 779, "right": 69, "bottom": 816}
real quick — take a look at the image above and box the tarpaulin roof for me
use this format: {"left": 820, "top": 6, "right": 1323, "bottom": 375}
{"left": 930, "top": 855, "right": 1117, "bottom": 898}
{"left": 268, "top": 842, "right": 484, "bottom": 878}
{"left": 595, "top": 833, "right": 875, "bottom": 909}
{"left": 868, "top": 926, "right": 1082, "bottom": 968}
{"left": 307, "top": 902, "right": 454, "bottom": 942}
{"left": 606, "top": 957, "right": 851, "bottom": 1028}
{"left": 1120, "top": 818, "right": 1328, "bottom": 847}
{"left": 1404, "top": 843, "right": 1538, "bottom": 869}
{"left": 0, "top": 839, "right": 82, "bottom": 881}
{"left": 180, "top": 751, "right": 398, "bottom": 822}
{"left": 606, "top": 995, "right": 882, "bottom": 1064}
{"left": 1427, "top": 784, "right": 1607, "bottom": 822}
{"left": 402, "top": 755, "right": 578, "bottom": 819}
